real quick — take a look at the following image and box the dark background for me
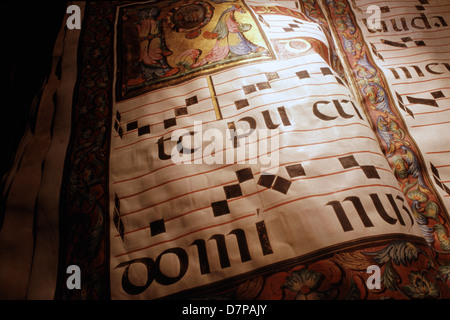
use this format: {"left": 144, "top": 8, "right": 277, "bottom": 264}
{"left": 1, "top": 1, "right": 68, "bottom": 182}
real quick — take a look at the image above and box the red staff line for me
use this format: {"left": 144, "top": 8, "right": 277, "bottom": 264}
{"left": 117, "top": 148, "right": 383, "bottom": 202}
{"left": 400, "top": 87, "right": 450, "bottom": 96}
{"left": 120, "top": 178, "right": 239, "bottom": 217}
{"left": 382, "top": 50, "right": 450, "bottom": 60}
{"left": 212, "top": 60, "right": 326, "bottom": 86}
{"left": 365, "top": 27, "right": 449, "bottom": 38}
{"left": 411, "top": 120, "right": 450, "bottom": 128}
{"left": 114, "top": 213, "right": 256, "bottom": 258}
{"left": 372, "top": 35, "right": 450, "bottom": 45}
{"left": 381, "top": 57, "right": 450, "bottom": 67}
{"left": 117, "top": 122, "right": 372, "bottom": 188}
{"left": 292, "top": 166, "right": 392, "bottom": 181}
{"left": 116, "top": 177, "right": 398, "bottom": 241}
{"left": 264, "top": 183, "right": 402, "bottom": 212}
{"left": 114, "top": 183, "right": 403, "bottom": 257}
{"left": 388, "top": 4, "right": 450, "bottom": 10}
{"left": 120, "top": 61, "right": 328, "bottom": 115}
{"left": 205, "top": 55, "right": 326, "bottom": 87}
{"left": 119, "top": 165, "right": 391, "bottom": 219}
{"left": 116, "top": 107, "right": 213, "bottom": 138}
{"left": 404, "top": 107, "right": 450, "bottom": 117}
{"left": 113, "top": 126, "right": 374, "bottom": 185}
{"left": 119, "top": 85, "right": 209, "bottom": 114}
{"left": 373, "top": 9, "right": 450, "bottom": 20}
{"left": 120, "top": 96, "right": 212, "bottom": 126}
{"left": 377, "top": 43, "right": 450, "bottom": 53}
{"left": 216, "top": 74, "right": 338, "bottom": 99}
{"left": 112, "top": 92, "right": 351, "bottom": 149}
{"left": 391, "top": 75, "right": 450, "bottom": 86}
{"left": 359, "top": 0, "right": 435, "bottom": 6}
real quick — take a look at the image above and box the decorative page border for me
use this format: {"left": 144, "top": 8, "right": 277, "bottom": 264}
{"left": 55, "top": 0, "right": 450, "bottom": 299}
{"left": 320, "top": 0, "right": 450, "bottom": 285}
{"left": 56, "top": 1, "right": 116, "bottom": 300}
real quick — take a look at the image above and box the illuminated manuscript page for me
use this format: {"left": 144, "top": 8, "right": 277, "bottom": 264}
{"left": 108, "top": 0, "right": 425, "bottom": 299}
{"left": 349, "top": 0, "right": 450, "bottom": 210}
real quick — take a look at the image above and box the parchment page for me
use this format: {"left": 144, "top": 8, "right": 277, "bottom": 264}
{"left": 109, "top": 0, "right": 425, "bottom": 299}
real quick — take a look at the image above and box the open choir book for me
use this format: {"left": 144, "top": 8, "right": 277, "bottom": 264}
{"left": 1, "top": 0, "right": 449, "bottom": 300}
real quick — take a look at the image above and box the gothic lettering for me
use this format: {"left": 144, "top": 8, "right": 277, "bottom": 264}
{"left": 116, "top": 221, "right": 272, "bottom": 294}
{"left": 327, "top": 194, "right": 413, "bottom": 232}
{"left": 362, "top": 13, "right": 447, "bottom": 33}
{"left": 389, "top": 62, "right": 450, "bottom": 79}
{"left": 313, "top": 99, "right": 363, "bottom": 121}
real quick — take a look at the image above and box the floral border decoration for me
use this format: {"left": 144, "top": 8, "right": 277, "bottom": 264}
{"left": 183, "top": 0, "right": 450, "bottom": 300}
{"left": 55, "top": 1, "right": 117, "bottom": 300}
{"left": 54, "top": 0, "right": 450, "bottom": 300}
{"left": 219, "top": 241, "right": 448, "bottom": 300}
{"left": 321, "top": 0, "right": 450, "bottom": 286}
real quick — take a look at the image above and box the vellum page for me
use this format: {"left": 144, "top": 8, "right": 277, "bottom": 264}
{"left": 109, "top": 0, "right": 425, "bottom": 299}
{"left": 350, "top": 0, "right": 450, "bottom": 211}
{"left": 0, "top": 2, "right": 85, "bottom": 299}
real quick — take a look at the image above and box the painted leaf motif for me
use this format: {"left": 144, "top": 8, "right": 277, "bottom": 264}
{"left": 381, "top": 261, "right": 400, "bottom": 292}
{"left": 439, "top": 264, "right": 450, "bottom": 281}
{"left": 363, "top": 241, "right": 419, "bottom": 266}
{"left": 333, "top": 251, "right": 374, "bottom": 271}
{"left": 434, "top": 224, "right": 450, "bottom": 251}
{"left": 235, "top": 276, "right": 264, "bottom": 299}
{"left": 344, "top": 279, "right": 361, "bottom": 300}
{"left": 401, "top": 271, "right": 440, "bottom": 299}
